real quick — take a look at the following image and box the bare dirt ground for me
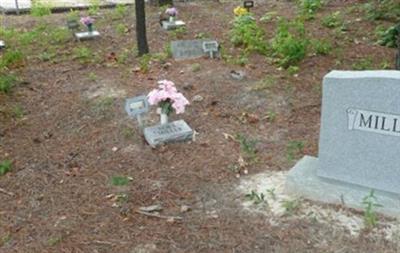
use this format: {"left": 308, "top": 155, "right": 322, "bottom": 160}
{"left": 0, "top": 0, "right": 398, "bottom": 252}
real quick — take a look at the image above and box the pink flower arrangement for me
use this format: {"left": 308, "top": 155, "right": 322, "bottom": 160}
{"left": 165, "top": 7, "right": 178, "bottom": 17}
{"left": 147, "top": 80, "right": 189, "bottom": 115}
{"left": 80, "top": 16, "right": 94, "bottom": 26}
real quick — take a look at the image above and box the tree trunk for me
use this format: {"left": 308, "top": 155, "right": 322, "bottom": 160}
{"left": 135, "top": 0, "right": 149, "bottom": 56}
{"left": 159, "top": 0, "right": 173, "bottom": 6}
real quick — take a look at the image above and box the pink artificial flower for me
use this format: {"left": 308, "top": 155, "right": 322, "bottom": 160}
{"left": 80, "top": 16, "right": 94, "bottom": 26}
{"left": 147, "top": 80, "right": 189, "bottom": 114}
{"left": 165, "top": 7, "right": 178, "bottom": 17}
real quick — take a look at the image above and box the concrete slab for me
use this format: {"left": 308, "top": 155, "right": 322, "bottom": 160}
{"left": 285, "top": 156, "right": 400, "bottom": 218}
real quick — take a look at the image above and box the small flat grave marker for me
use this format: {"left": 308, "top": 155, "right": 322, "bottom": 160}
{"left": 243, "top": 0, "right": 254, "bottom": 11}
{"left": 125, "top": 95, "right": 149, "bottom": 128}
{"left": 67, "top": 20, "right": 80, "bottom": 30}
{"left": 162, "top": 20, "right": 186, "bottom": 31}
{"left": 0, "top": 40, "right": 4, "bottom": 49}
{"left": 171, "top": 39, "right": 218, "bottom": 60}
{"left": 202, "top": 41, "right": 219, "bottom": 59}
{"left": 75, "top": 31, "right": 100, "bottom": 41}
{"left": 144, "top": 119, "right": 193, "bottom": 147}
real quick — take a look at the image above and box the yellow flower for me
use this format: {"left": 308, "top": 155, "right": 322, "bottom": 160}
{"left": 234, "top": 6, "right": 248, "bottom": 16}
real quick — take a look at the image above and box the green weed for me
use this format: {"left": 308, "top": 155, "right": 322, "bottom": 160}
{"left": 0, "top": 160, "right": 12, "bottom": 176}
{"left": 235, "top": 134, "right": 258, "bottom": 163}
{"left": 282, "top": 199, "right": 300, "bottom": 215}
{"left": 352, "top": 57, "right": 374, "bottom": 70}
{"left": 111, "top": 176, "right": 130, "bottom": 186}
{"left": 0, "top": 50, "right": 24, "bottom": 69}
{"left": 245, "top": 190, "right": 265, "bottom": 205}
{"left": 376, "top": 25, "right": 399, "bottom": 48}
{"left": 230, "top": 14, "right": 268, "bottom": 55}
{"left": 286, "top": 140, "right": 304, "bottom": 161}
{"left": 313, "top": 40, "right": 332, "bottom": 55}
{"left": 362, "top": 190, "right": 382, "bottom": 228}
{"left": 299, "top": 0, "right": 322, "bottom": 19}
{"left": 139, "top": 54, "right": 152, "bottom": 73}
{"left": 191, "top": 63, "right": 201, "bottom": 72}
{"left": 11, "top": 105, "right": 24, "bottom": 119}
{"left": 0, "top": 74, "right": 17, "bottom": 94}
{"left": 88, "top": 0, "right": 101, "bottom": 16}
{"left": 271, "top": 18, "right": 308, "bottom": 68}
{"left": 364, "top": 0, "right": 400, "bottom": 21}
{"left": 73, "top": 47, "right": 93, "bottom": 63}
{"left": 322, "top": 11, "right": 343, "bottom": 28}
{"left": 31, "top": 2, "right": 52, "bottom": 17}
{"left": 116, "top": 23, "right": 128, "bottom": 35}
{"left": 113, "top": 4, "right": 128, "bottom": 19}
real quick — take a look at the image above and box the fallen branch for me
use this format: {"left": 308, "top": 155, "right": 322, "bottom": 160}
{"left": 0, "top": 187, "right": 14, "bottom": 196}
{"left": 135, "top": 210, "right": 183, "bottom": 221}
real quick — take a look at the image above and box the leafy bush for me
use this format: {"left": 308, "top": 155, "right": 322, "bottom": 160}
{"left": 0, "top": 74, "right": 17, "bottom": 94}
{"left": 271, "top": 19, "right": 308, "bottom": 68}
{"left": 377, "top": 25, "right": 399, "bottom": 48}
{"left": 31, "top": 2, "right": 51, "bottom": 17}
{"left": 230, "top": 14, "right": 268, "bottom": 55}
{"left": 299, "top": 0, "right": 322, "bottom": 19}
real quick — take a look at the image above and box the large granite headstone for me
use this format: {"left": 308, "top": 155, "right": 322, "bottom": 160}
{"left": 286, "top": 70, "right": 400, "bottom": 217}
{"left": 171, "top": 39, "right": 218, "bottom": 60}
{"left": 144, "top": 120, "right": 193, "bottom": 147}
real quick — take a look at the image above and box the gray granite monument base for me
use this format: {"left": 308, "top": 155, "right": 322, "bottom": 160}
{"left": 286, "top": 156, "right": 400, "bottom": 218}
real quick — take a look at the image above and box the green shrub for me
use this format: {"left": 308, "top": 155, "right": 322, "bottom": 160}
{"left": 271, "top": 19, "right": 308, "bottom": 68}
{"left": 299, "top": 0, "right": 322, "bottom": 19}
{"left": 0, "top": 74, "right": 17, "bottom": 94}
{"left": 230, "top": 14, "right": 268, "bottom": 55}
{"left": 31, "top": 2, "right": 52, "bottom": 17}
{"left": 377, "top": 25, "right": 399, "bottom": 48}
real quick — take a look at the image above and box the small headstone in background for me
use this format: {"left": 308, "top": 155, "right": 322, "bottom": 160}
{"left": 286, "top": 70, "right": 400, "bottom": 217}
{"left": 171, "top": 39, "right": 218, "bottom": 60}
{"left": 162, "top": 20, "right": 186, "bottom": 31}
{"left": 0, "top": 40, "right": 4, "bottom": 49}
{"left": 202, "top": 41, "right": 219, "bottom": 59}
{"left": 144, "top": 120, "right": 193, "bottom": 147}
{"left": 243, "top": 0, "right": 254, "bottom": 11}
{"left": 125, "top": 95, "right": 149, "bottom": 128}
{"left": 67, "top": 20, "right": 80, "bottom": 31}
{"left": 75, "top": 31, "right": 100, "bottom": 41}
